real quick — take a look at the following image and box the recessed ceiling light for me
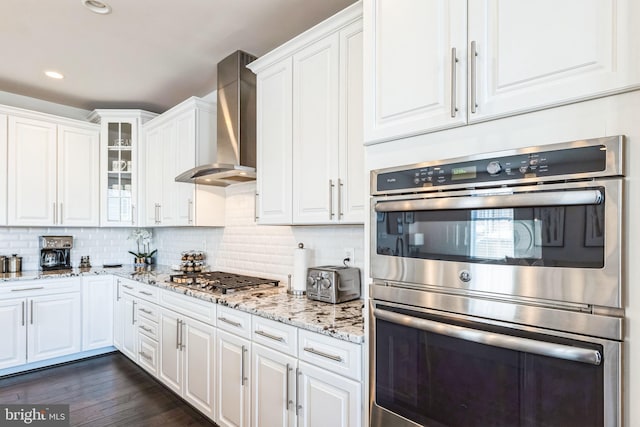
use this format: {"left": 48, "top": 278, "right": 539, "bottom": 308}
{"left": 81, "top": 0, "right": 112, "bottom": 15}
{"left": 45, "top": 70, "right": 64, "bottom": 79}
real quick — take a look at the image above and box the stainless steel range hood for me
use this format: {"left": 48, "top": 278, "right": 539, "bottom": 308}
{"left": 175, "top": 50, "right": 257, "bottom": 186}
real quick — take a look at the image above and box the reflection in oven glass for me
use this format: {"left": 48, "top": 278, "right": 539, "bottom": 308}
{"left": 376, "top": 203, "right": 604, "bottom": 268}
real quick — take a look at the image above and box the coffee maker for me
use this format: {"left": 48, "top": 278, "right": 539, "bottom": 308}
{"left": 39, "top": 236, "right": 73, "bottom": 271}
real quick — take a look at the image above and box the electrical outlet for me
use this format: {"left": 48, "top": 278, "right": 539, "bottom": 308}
{"left": 344, "top": 247, "right": 355, "bottom": 265}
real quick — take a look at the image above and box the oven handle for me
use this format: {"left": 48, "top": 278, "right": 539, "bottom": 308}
{"left": 374, "top": 308, "right": 602, "bottom": 366}
{"left": 374, "top": 189, "right": 603, "bottom": 212}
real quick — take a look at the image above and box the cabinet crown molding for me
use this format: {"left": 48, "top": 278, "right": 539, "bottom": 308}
{"left": 248, "top": 1, "right": 362, "bottom": 74}
{"left": 0, "top": 103, "right": 100, "bottom": 130}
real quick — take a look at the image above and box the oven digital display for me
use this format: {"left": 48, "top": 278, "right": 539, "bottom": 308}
{"left": 451, "top": 166, "right": 476, "bottom": 181}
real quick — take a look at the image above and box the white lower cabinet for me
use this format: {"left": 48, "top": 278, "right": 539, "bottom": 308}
{"left": 82, "top": 275, "right": 114, "bottom": 351}
{"left": 0, "top": 280, "right": 82, "bottom": 370}
{"left": 252, "top": 343, "right": 297, "bottom": 427}
{"left": 120, "top": 293, "right": 138, "bottom": 361}
{"left": 297, "top": 361, "right": 361, "bottom": 427}
{"left": 159, "top": 306, "right": 216, "bottom": 420}
{"left": 217, "top": 329, "right": 252, "bottom": 427}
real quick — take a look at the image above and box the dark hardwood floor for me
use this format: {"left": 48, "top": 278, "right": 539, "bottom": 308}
{"left": 0, "top": 353, "right": 217, "bottom": 427}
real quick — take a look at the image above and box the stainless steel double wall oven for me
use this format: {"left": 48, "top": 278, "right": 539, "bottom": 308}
{"left": 369, "top": 136, "right": 625, "bottom": 427}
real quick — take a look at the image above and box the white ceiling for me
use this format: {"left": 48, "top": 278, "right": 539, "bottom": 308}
{"left": 0, "top": 0, "right": 356, "bottom": 113}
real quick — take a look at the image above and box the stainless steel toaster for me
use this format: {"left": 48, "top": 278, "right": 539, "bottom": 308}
{"left": 306, "top": 266, "right": 361, "bottom": 303}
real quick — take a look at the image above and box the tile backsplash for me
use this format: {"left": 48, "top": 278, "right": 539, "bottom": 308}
{"left": 0, "top": 182, "right": 364, "bottom": 280}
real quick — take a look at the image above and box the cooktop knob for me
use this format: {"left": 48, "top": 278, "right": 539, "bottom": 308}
{"left": 307, "top": 276, "right": 317, "bottom": 288}
{"left": 486, "top": 161, "right": 502, "bottom": 175}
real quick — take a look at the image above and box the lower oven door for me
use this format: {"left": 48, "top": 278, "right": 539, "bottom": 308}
{"left": 369, "top": 300, "right": 621, "bottom": 427}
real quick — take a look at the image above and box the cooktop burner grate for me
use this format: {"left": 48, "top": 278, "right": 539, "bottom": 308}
{"left": 169, "top": 271, "right": 279, "bottom": 294}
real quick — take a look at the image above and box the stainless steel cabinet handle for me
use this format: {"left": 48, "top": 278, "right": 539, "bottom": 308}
{"left": 132, "top": 301, "right": 136, "bottom": 324}
{"left": 254, "top": 192, "right": 259, "bottom": 221}
{"left": 139, "top": 351, "right": 152, "bottom": 361}
{"left": 59, "top": 202, "right": 63, "bottom": 225}
{"left": 158, "top": 204, "right": 162, "bottom": 224}
{"left": 329, "top": 179, "right": 335, "bottom": 220}
{"left": 140, "top": 325, "right": 153, "bottom": 333}
{"left": 286, "top": 364, "right": 292, "bottom": 410}
{"left": 21, "top": 301, "right": 25, "bottom": 326}
{"left": 139, "top": 308, "right": 152, "bottom": 314}
{"left": 181, "top": 320, "right": 186, "bottom": 350}
{"left": 53, "top": 202, "right": 57, "bottom": 224}
{"left": 176, "top": 319, "right": 181, "bottom": 350}
{"left": 116, "top": 280, "right": 121, "bottom": 301}
{"left": 338, "top": 179, "right": 344, "bottom": 219}
{"left": 218, "top": 317, "right": 242, "bottom": 328}
{"left": 139, "top": 291, "right": 153, "bottom": 296}
{"left": 188, "top": 199, "right": 193, "bottom": 225}
{"left": 450, "top": 47, "right": 458, "bottom": 118}
{"left": 30, "top": 300, "right": 34, "bottom": 325}
{"left": 122, "top": 284, "right": 134, "bottom": 290}
{"left": 375, "top": 189, "right": 603, "bottom": 212}
{"left": 470, "top": 40, "right": 478, "bottom": 114}
{"left": 295, "top": 368, "right": 301, "bottom": 416}
{"left": 303, "top": 347, "right": 343, "bottom": 362}
{"left": 255, "top": 330, "right": 285, "bottom": 342}
{"left": 154, "top": 203, "right": 160, "bottom": 224}
{"left": 241, "top": 345, "right": 247, "bottom": 386}
{"left": 374, "top": 308, "right": 602, "bottom": 365}
{"left": 131, "top": 204, "right": 136, "bottom": 225}
{"left": 11, "top": 287, "right": 45, "bottom": 292}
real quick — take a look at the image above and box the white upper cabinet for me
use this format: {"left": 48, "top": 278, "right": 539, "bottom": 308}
{"left": 468, "top": 0, "right": 640, "bottom": 121}
{"left": 292, "top": 33, "right": 340, "bottom": 224}
{"left": 255, "top": 58, "right": 294, "bottom": 225}
{"left": 364, "top": 0, "right": 640, "bottom": 143}
{"left": 6, "top": 113, "right": 99, "bottom": 227}
{"left": 249, "top": 2, "right": 364, "bottom": 225}
{"left": 364, "top": 0, "right": 467, "bottom": 144}
{"left": 142, "top": 97, "right": 224, "bottom": 227}
{"left": 0, "top": 114, "right": 7, "bottom": 225}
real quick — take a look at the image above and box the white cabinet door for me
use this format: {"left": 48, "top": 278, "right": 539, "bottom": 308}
{"left": 216, "top": 329, "right": 251, "bottom": 427}
{"left": 0, "top": 299, "right": 27, "bottom": 369}
{"left": 256, "top": 58, "right": 293, "bottom": 225}
{"left": 158, "top": 309, "right": 182, "bottom": 394}
{"left": 297, "top": 361, "right": 361, "bottom": 427}
{"left": 82, "top": 276, "right": 114, "bottom": 351}
{"left": 144, "top": 125, "right": 164, "bottom": 226}
{"left": 252, "top": 343, "right": 297, "bottom": 427}
{"left": 183, "top": 318, "right": 216, "bottom": 420}
{"left": 0, "top": 114, "right": 7, "bottom": 225}
{"left": 160, "top": 121, "right": 178, "bottom": 225}
{"left": 338, "top": 20, "right": 365, "bottom": 224}
{"left": 7, "top": 116, "right": 57, "bottom": 226}
{"left": 174, "top": 110, "right": 197, "bottom": 226}
{"left": 113, "top": 280, "right": 124, "bottom": 350}
{"left": 27, "top": 292, "right": 81, "bottom": 363}
{"left": 363, "top": 0, "right": 468, "bottom": 144}
{"left": 292, "top": 33, "right": 340, "bottom": 224}
{"left": 469, "top": 0, "right": 640, "bottom": 122}
{"left": 121, "top": 294, "right": 137, "bottom": 361}
{"left": 57, "top": 125, "right": 100, "bottom": 226}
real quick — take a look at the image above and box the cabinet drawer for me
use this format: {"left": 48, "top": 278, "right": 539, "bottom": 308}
{"left": 217, "top": 305, "right": 251, "bottom": 339}
{"left": 138, "top": 334, "right": 158, "bottom": 376}
{"left": 0, "top": 278, "right": 81, "bottom": 297}
{"left": 135, "top": 283, "right": 159, "bottom": 303}
{"left": 137, "top": 300, "right": 159, "bottom": 323}
{"left": 138, "top": 317, "right": 158, "bottom": 340}
{"left": 159, "top": 289, "right": 216, "bottom": 325}
{"left": 252, "top": 316, "right": 298, "bottom": 356}
{"left": 298, "top": 329, "right": 362, "bottom": 381}
{"left": 118, "top": 278, "right": 138, "bottom": 294}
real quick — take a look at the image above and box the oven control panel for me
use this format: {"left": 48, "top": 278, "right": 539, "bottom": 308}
{"left": 375, "top": 143, "right": 610, "bottom": 193}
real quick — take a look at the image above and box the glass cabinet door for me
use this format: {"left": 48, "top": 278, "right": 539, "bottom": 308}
{"left": 106, "top": 121, "right": 133, "bottom": 223}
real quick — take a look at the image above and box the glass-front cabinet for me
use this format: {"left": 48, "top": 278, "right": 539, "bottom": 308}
{"left": 89, "top": 110, "right": 157, "bottom": 227}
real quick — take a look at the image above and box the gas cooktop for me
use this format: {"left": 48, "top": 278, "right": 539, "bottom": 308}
{"left": 169, "top": 271, "right": 279, "bottom": 294}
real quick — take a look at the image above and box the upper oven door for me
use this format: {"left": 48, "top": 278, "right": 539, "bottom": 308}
{"left": 371, "top": 178, "right": 622, "bottom": 308}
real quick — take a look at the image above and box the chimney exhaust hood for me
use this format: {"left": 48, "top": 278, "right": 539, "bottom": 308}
{"left": 175, "top": 50, "right": 257, "bottom": 186}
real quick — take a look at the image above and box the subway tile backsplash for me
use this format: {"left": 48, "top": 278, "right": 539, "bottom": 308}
{"left": 0, "top": 182, "right": 364, "bottom": 280}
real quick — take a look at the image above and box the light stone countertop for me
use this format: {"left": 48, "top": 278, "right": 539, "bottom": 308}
{"left": 1, "top": 265, "right": 365, "bottom": 344}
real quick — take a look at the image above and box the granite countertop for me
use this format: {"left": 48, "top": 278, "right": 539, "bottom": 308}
{"left": 1, "top": 265, "right": 365, "bottom": 344}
